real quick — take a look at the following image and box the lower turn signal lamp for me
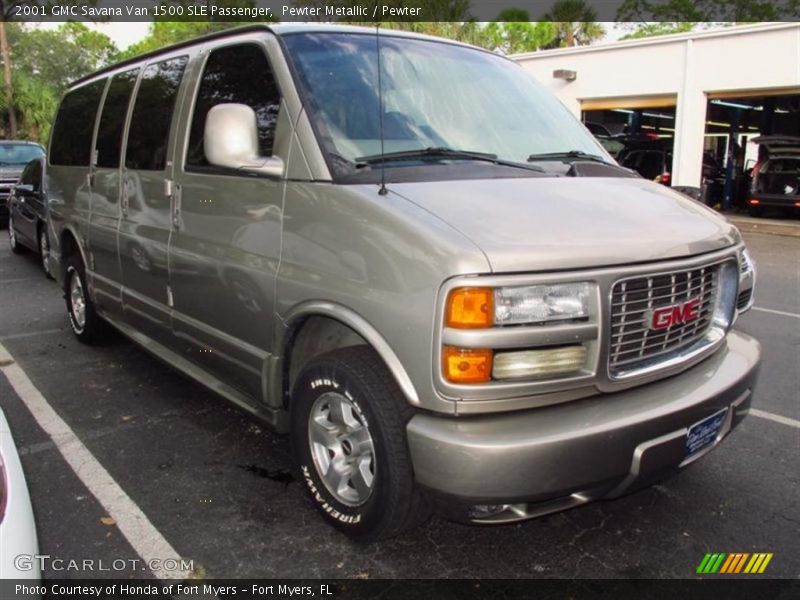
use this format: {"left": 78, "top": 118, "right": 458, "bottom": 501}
{"left": 493, "top": 346, "right": 587, "bottom": 380}
{"left": 443, "top": 347, "right": 492, "bottom": 384}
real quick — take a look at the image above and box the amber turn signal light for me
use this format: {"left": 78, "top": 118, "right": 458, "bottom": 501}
{"left": 446, "top": 287, "right": 493, "bottom": 329}
{"left": 443, "top": 347, "right": 492, "bottom": 384}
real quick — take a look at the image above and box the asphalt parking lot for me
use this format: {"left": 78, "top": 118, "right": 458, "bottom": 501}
{"left": 1, "top": 226, "right": 798, "bottom": 580}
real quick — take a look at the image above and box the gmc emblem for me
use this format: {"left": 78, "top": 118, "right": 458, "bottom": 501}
{"left": 648, "top": 298, "right": 701, "bottom": 330}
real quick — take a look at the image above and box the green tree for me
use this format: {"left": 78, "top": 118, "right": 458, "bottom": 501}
{"left": 542, "top": 0, "right": 606, "bottom": 47}
{"left": 619, "top": 22, "right": 698, "bottom": 40}
{"left": 482, "top": 10, "right": 557, "bottom": 54}
{"left": 119, "top": 22, "right": 238, "bottom": 60}
{"left": 0, "top": 20, "right": 116, "bottom": 142}
{"left": 119, "top": 1, "right": 272, "bottom": 60}
{"left": 616, "top": 0, "right": 800, "bottom": 21}
{"left": 0, "top": 0, "right": 102, "bottom": 137}
{"left": 10, "top": 22, "right": 118, "bottom": 92}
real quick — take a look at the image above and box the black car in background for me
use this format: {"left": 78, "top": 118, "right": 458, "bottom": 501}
{"left": 7, "top": 156, "right": 52, "bottom": 277}
{"left": 747, "top": 136, "right": 800, "bottom": 217}
{"left": 0, "top": 141, "right": 45, "bottom": 225}
{"left": 617, "top": 139, "right": 725, "bottom": 204}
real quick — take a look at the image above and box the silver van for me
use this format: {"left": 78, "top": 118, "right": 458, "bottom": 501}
{"left": 47, "top": 25, "right": 760, "bottom": 540}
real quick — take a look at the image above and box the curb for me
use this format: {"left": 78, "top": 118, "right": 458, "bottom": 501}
{"left": 725, "top": 215, "right": 800, "bottom": 238}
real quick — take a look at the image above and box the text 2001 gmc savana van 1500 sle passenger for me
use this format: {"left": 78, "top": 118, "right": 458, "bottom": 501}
{"left": 47, "top": 25, "right": 760, "bottom": 540}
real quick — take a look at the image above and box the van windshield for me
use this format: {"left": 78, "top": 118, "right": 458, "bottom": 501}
{"left": 283, "top": 32, "right": 604, "bottom": 179}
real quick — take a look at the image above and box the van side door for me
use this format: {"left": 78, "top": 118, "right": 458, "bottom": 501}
{"left": 48, "top": 80, "right": 105, "bottom": 284}
{"left": 170, "top": 41, "right": 285, "bottom": 402}
{"left": 89, "top": 68, "right": 139, "bottom": 314}
{"left": 117, "top": 55, "right": 189, "bottom": 344}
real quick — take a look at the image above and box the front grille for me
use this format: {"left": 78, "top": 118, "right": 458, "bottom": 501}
{"left": 0, "top": 178, "right": 16, "bottom": 199}
{"left": 609, "top": 265, "right": 718, "bottom": 376}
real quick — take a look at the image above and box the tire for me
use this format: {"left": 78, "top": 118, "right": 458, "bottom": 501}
{"left": 64, "top": 254, "right": 107, "bottom": 343}
{"left": 291, "top": 346, "right": 429, "bottom": 541}
{"left": 38, "top": 224, "right": 53, "bottom": 279}
{"left": 747, "top": 205, "right": 763, "bottom": 218}
{"left": 8, "top": 214, "right": 24, "bottom": 254}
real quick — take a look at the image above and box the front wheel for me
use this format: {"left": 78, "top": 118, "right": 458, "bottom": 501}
{"left": 291, "top": 346, "right": 429, "bottom": 541}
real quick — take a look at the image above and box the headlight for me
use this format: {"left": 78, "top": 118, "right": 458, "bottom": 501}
{"left": 494, "top": 282, "right": 592, "bottom": 326}
{"left": 736, "top": 248, "right": 756, "bottom": 314}
{"left": 739, "top": 248, "right": 754, "bottom": 275}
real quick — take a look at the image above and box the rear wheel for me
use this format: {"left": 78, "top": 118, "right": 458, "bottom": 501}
{"left": 747, "top": 204, "right": 764, "bottom": 217}
{"left": 8, "top": 214, "right": 24, "bottom": 254}
{"left": 38, "top": 225, "right": 53, "bottom": 279}
{"left": 291, "top": 346, "right": 429, "bottom": 541}
{"left": 65, "top": 254, "right": 108, "bottom": 343}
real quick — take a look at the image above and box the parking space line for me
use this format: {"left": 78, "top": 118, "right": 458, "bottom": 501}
{"left": 750, "top": 408, "right": 800, "bottom": 429}
{"left": 0, "top": 342, "right": 190, "bottom": 580}
{"left": 0, "top": 328, "right": 64, "bottom": 341}
{"left": 751, "top": 306, "right": 800, "bottom": 319}
{"left": 0, "top": 277, "right": 40, "bottom": 284}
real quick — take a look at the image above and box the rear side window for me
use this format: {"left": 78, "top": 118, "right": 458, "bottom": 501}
{"left": 95, "top": 68, "right": 139, "bottom": 169}
{"left": 50, "top": 80, "right": 105, "bottom": 167}
{"left": 125, "top": 56, "right": 188, "bottom": 171}
{"left": 186, "top": 44, "right": 281, "bottom": 168}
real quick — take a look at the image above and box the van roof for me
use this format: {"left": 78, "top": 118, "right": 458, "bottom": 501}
{"left": 70, "top": 24, "right": 484, "bottom": 88}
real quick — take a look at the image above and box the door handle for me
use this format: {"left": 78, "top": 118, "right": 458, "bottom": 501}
{"left": 171, "top": 183, "right": 182, "bottom": 230}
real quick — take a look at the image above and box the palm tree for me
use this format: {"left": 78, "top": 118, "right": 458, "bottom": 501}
{"left": 543, "top": 0, "right": 606, "bottom": 47}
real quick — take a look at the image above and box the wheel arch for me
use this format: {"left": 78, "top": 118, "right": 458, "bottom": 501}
{"left": 58, "top": 225, "right": 88, "bottom": 281}
{"left": 278, "top": 302, "right": 420, "bottom": 409}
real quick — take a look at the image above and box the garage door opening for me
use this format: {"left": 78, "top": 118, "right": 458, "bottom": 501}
{"left": 704, "top": 91, "right": 800, "bottom": 214}
{"left": 582, "top": 99, "right": 679, "bottom": 192}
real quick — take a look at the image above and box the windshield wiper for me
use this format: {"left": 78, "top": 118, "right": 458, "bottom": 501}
{"left": 357, "top": 147, "right": 545, "bottom": 173}
{"left": 527, "top": 150, "right": 609, "bottom": 164}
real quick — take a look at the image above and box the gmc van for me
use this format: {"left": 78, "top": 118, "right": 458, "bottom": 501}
{"left": 47, "top": 25, "right": 760, "bottom": 540}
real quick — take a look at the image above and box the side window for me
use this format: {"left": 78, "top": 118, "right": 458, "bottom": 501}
{"left": 187, "top": 44, "right": 281, "bottom": 169}
{"left": 96, "top": 68, "right": 139, "bottom": 169}
{"left": 50, "top": 80, "right": 105, "bottom": 167}
{"left": 19, "top": 160, "right": 41, "bottom": 187}
{"left": 125, "top": 56, "right": 188, "bottom": 171}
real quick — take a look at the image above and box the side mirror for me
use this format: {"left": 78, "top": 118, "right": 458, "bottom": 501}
{"left": 14, "top": 184, "right": 36, "bottom": 197}
{"left": 204, "top": 103, "right": 284, "bottom": 178}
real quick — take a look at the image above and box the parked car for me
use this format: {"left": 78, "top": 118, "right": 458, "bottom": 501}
{"left": 747, "top": 135, "right": 800, "bottom": 217}
{"left": 47, "top": 25, "right": 759, "bottom": 541}
{"left": 0, "top": 405, "right": 40, "bottom": 580}
{"left": 584, "top": 121, "right": 624, "bottom": 157}
{"left": 617, "top": 139, "right": 724, "bottom": 203}
{"left": 0, "top": 141, "right": 45, "bottom": 227}
{"left": 7, "top": 157, "right": 53, "bottom": 277}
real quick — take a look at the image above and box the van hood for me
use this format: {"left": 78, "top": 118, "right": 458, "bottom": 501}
{"left": 387, "top": 176, "right": 740, "bottom": 273}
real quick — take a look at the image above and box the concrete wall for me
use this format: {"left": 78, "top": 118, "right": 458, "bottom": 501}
{"left": 514, "top": 23, "right": 800, "bottom": 188}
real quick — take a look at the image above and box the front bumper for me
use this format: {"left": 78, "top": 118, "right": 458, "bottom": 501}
{"left": 407, "top": 330, "right": 760, "bottom": 523}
